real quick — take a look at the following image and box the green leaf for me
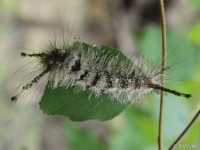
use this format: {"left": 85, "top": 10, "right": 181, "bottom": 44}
{"left": 40, "top": 86, "right": 129, "bottom": 121}
{"left": 39, "top": 44, "right": 130, "bottom": 121}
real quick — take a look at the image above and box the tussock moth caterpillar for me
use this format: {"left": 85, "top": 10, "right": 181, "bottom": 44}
{"left": 11, "top": 32, "right": 191, "bottom": 104}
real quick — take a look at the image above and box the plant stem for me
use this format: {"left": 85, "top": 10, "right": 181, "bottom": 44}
{"left": 158, "top": 0, "right": 167, "bottom": 150}
{"left": 168, "top": 109, "right": 200, "bottom": 150}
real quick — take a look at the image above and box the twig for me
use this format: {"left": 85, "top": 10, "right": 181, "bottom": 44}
{"left": 158, "top": 0, "right": 167, "bottom": 150}
{"left": 168, "top": 109, "right": 200, "bottom": 150}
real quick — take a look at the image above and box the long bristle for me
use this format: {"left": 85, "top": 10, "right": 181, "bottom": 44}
{"left": 21, "top": 52, "right": 27, "bottom": 57}
{"left": 21, "top": 52, "right": 44, "bottom": 58}
{"left": 148, "top": 83, "right": 191, "bottom": 98}
{"left": 11, "top": 95, "right": 18, "bottom": 102}
{"left": 11, "top": 69, "right": 49, "bottom": 102}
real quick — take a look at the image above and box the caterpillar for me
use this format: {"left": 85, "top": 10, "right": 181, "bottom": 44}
{"left": 11, "top": 39, "right": 191, "bottom": 104}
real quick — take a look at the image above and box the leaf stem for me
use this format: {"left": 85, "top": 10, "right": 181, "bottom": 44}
{"left": 168, "top": 109, "right": 200, "bottom": 150}
{"left": 158, "top": 0, "right": 167, "bottom": 150}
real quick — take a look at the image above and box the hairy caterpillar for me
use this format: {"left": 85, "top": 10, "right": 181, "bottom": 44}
{"left": 11, "top": 37, "right": 191, "bottom": 104}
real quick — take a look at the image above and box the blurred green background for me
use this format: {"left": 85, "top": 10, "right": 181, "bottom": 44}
{"left": 0, "top": 0, "right": 200, "bottom": 150}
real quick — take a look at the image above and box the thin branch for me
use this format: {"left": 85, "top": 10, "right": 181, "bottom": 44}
{"left": 158, "top": 0, "right": 167, "bottom": 150}
{"left": 168, "top": 109, "right": 200, "bottom": 150}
